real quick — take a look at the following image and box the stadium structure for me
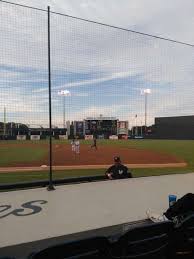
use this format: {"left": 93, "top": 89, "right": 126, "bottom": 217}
{"left": 1, "top": 115, "right": 194, "bottom": 140}
{"left": 84, "top": 116, "right": 118, "bottom": 139}
{"left": 0, "top": 123, "right": 67, "bottom": 140}
{"left": 153, "top": 115, "right": 194, "bottom": 139}
{"left": 0, "top": 116, "right": 130, "bottom": 140}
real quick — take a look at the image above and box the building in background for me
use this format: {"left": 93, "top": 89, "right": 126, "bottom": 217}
{"left": 117, "top": 121, "right": 128, "bottom": 139}
{"left": 84, "top": 116, "right": 118, "bottom": 139}
{"left": 154, "top": 115, "right": 194, "bottom": 139}
{"left": 1, "top": 115, "right": 178, "bottom": 140}
{"left": 66, "top": 121, "right": 71, "bottom": 137}
{"left": 74, "top": 121, "right": 85, "bottom": 138}
{"left": 131, "top": 125, "right": 152, "bottom": 138}
{"left": 0, "top": 122, "right": 29, "bottom": 140}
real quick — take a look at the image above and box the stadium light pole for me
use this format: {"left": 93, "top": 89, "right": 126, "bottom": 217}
{"left": 141, "top": 89, "right": 151, "bottom": 128}
{"left": 3, "top": 107, "right": 6, "bottom": 137}
{"left": 135, "top": 114, "right": 138, "bottom": 136}
{"left": 131, "top": 117, "right": 135, "bottom": 137}
{"left": 140, "top": 120, "right": 143, "bottom": 136}
{"left": 58, "top": 90, "right": 71, "bottom": 129}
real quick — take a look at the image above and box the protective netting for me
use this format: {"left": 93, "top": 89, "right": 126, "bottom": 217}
{"left": 50, "top": 12, "right": 194, "bottom": 129}
{"left": 0, "top": 1, "right": 194, "bottom": 185}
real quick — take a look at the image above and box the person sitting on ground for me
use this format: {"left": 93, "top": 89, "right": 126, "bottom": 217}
{"left": 147, "top": 193, "right": 194, "bottom": 222}
{"left": 105, "top": 156, "right": 132, "bottom": 180}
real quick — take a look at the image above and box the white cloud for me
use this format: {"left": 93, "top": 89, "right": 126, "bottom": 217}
{"left": 74, "top": 93, "right": 89, "bottom": 97}
{"left": 58, "top": 71, "right": 137, "bottom": 88}
{"left": 7, "top": 0, "right": 194, "bottom": 43}
{"left": 32, "top": 88, "right": 48, "bottom": 93}
{"left": 52, "top": 104, "right": 130, "bottom": 124}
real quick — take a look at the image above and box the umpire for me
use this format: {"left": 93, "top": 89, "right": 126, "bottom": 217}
{"left": 105, "top": 156, "right": 132, "bottom": 180}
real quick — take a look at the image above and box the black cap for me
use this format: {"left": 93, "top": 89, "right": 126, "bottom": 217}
{"left": 114, "top": 156, "right": 121, "bottom": 162}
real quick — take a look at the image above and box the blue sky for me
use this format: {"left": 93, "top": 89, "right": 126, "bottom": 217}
{"left": 0, "top": 0, "right": 194, "bottom": 128}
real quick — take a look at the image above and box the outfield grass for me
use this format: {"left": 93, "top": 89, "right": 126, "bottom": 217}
{"left": 1, "top": 139, "right": 194, "bottom": 166}
{"left": 115, "top": 140, "right": 194, "bottom": 169}
{"left": 0, "top": 139, "right": 194, "bottom": 184}
{"left": 0, "top": 145, "right": 47, "bottom": 166}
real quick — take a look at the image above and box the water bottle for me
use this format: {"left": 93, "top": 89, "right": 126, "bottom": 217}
{"left": 168, "top": 194, "right": 177, "bottom": 207}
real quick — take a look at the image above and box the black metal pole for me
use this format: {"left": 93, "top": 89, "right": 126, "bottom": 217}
{"left": 47, "top": 6, "right": 55, "bottom": 191}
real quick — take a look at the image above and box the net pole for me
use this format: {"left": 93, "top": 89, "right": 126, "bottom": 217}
{"left": 47, "top": 6, "right": 55, "bottom": 191}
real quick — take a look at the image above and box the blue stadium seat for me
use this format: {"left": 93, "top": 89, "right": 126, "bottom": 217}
{"left": 110, "top": 221, "right": 173, "bottom": 259}
{"left": 168, "top": 214, "right": 194, "bottom": 258}
{"left": 28, "top": 236, "right": 111, "bottom": 259}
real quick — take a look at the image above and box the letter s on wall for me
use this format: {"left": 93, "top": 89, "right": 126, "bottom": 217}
{"left": 0, "top": 200, "right": 47, "bottom": 219}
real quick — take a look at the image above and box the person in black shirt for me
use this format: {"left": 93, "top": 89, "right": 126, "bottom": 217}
{"left": 105, "top": 156, "right": 132, "bottom": 180}
{"left": 91, "top": 136, "right": 97, "bottom": 150}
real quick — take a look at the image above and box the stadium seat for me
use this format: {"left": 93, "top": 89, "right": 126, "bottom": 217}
{"left": 28, "top": 236, "right": 111, "bottom": 259}
{"left": 110, "top": 221, "right": 173, "bottom": 259}
{"left": 167, "top": 214, "right": 194, "bottom": 258}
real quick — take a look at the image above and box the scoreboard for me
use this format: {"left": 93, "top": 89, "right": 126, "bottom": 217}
{"left": 74, "top": 121, "right": 84, "bottom": 137}
{"left": 117, "top": 121, "right": 128, "bottom": 135}
{"left": 85, "top": 119, "right": 117, "bottom": 137}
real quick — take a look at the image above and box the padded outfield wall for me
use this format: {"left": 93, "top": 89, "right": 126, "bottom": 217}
{"left": 154, "top": 115, "right": 194, "bottom": 139}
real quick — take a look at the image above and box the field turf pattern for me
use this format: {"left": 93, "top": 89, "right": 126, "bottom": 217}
{"left": 0, "top": 139, "right": 194, "bottom": 184}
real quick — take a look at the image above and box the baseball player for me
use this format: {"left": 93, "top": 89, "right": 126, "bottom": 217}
{"left": 74, "top": 137, "right": 80, "bottom": 154}
{"left": 71, "top": 138, "right": 75, "bottom": 152}
{"left": 91, "top": 136, "right": 97, "bottom": 150}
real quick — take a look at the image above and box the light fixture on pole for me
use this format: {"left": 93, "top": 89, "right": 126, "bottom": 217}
{"left": 58, "top": 90, "right": 71, "bottom": 129}
{"left": 141, "top": 89, "right": 151, "bottom": 128}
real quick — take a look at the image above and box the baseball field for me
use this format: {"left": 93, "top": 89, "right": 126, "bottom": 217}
{"left": 0, "top": 139, "right": 193, "bottom": 184}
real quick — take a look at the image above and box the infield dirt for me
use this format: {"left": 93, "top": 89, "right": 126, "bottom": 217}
{"left": 3, "top": 143, "right": 184, "bottom": 167}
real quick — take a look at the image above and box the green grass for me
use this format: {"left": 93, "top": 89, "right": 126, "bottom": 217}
{"left": 0, "top": 140, "right": 70, "bottom": 166}
{"left": 0, "top": 145, "right": 47, "bottom": 166}
{"left": 0, "top": 169, "right": 102, "bottom": 184}
{"left": 82, "top": 139, "right": 194, "bottom": 169}
{"left": 85, "top": 139, "right": 194, "bottom": 170}
{"left": 0, "top": 167, "right": 193, "bottom": 184}
{"left": 0, "top": 139, "right": 194, "bottom": 184}
{"left": 121, "top": 140, "right": 194, "bottom": 169}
